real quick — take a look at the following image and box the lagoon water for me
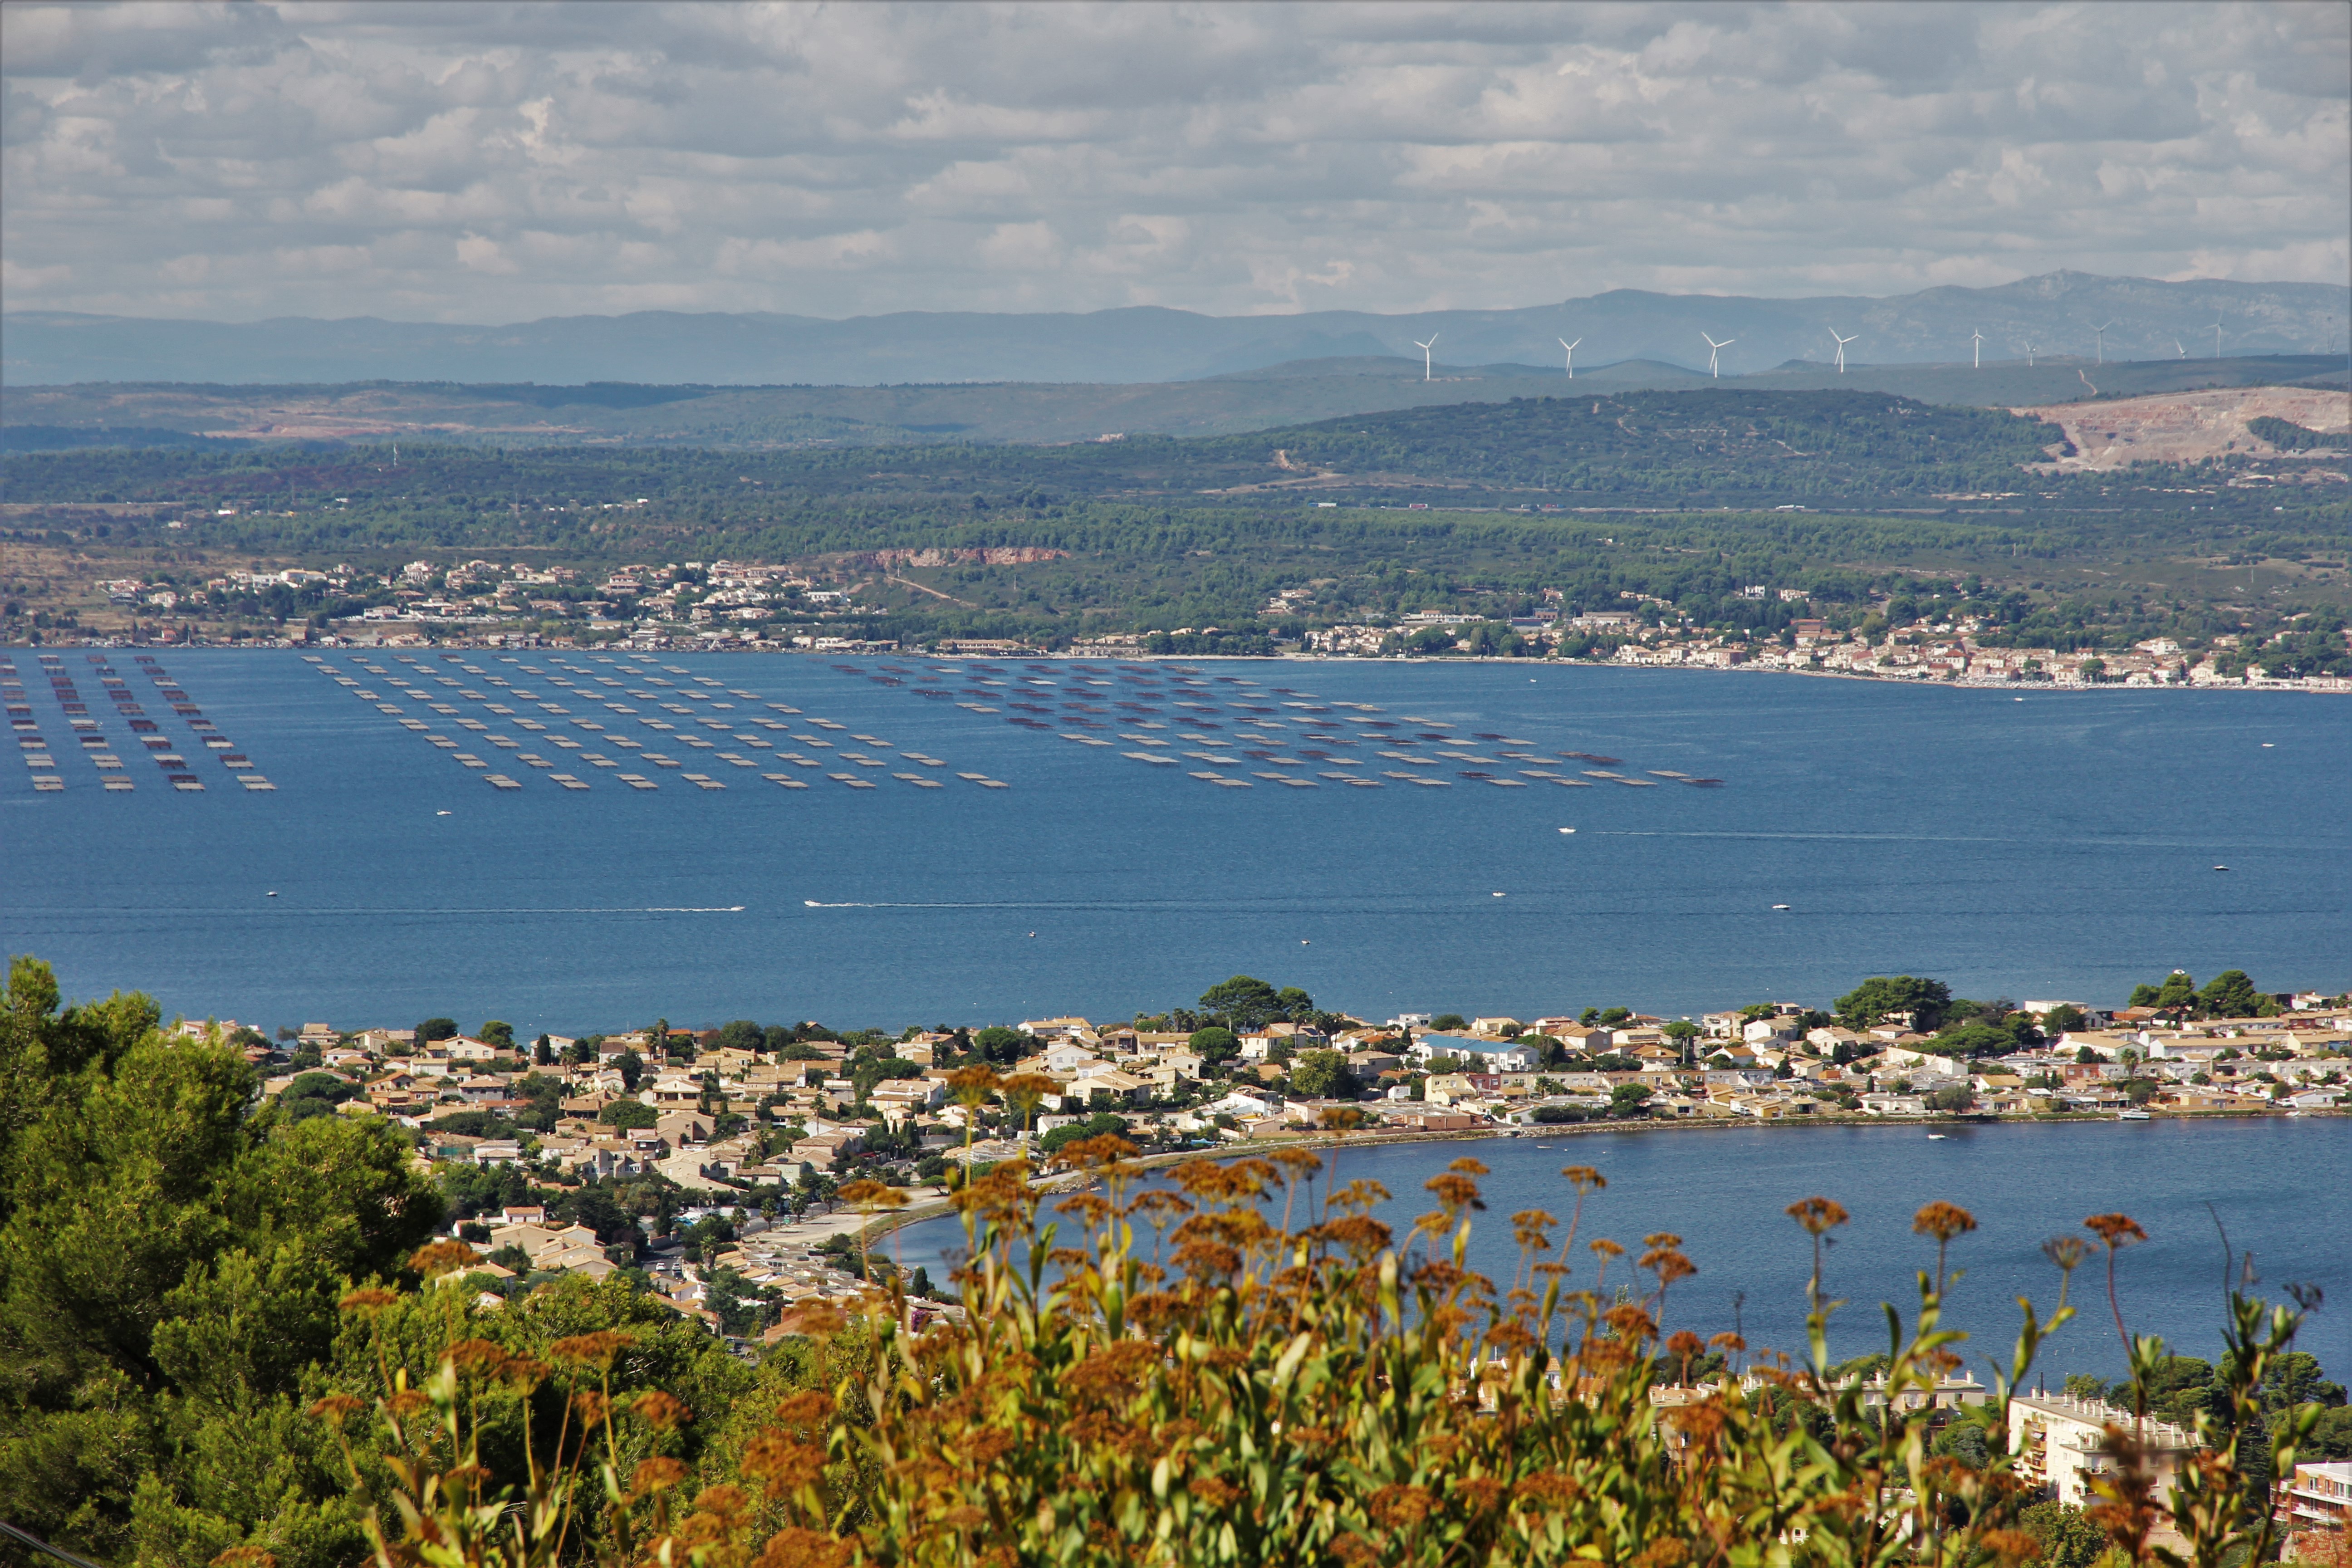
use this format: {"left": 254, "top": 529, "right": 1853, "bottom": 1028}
{"left": 882, "top": 1119, "right": 2351, "bottom": 1381}
{"left": 4, "top": 650, "right": 2346, "bottom": 1032}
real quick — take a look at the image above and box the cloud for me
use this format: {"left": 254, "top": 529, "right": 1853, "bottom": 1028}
{"left": 0, "top": 0, "right": 2342, "bottom": 323}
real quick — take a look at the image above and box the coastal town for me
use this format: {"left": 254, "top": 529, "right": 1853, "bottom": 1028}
{"left": 184, "top": 974, "right": 2351, "bottom": 1341}
{"left": 10, "top": 547, "right": 2350, "bottom": 689}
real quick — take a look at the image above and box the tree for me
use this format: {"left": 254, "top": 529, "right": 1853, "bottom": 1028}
{"left": 533, "top": 1034, "right": 554, "bottom": 1065}
{"left": 1199, "top": 976, "right": 1285, "bottom": 1032}
{"left": 478, "top": 1020, "right": 514, "bottom": 1050}
{"left": 0, "top": 957, "right": 443, "bottom": 1562}
{"left": 2041, "top": 1004, "right": 2087, "bottom": 1034}
{"left": 415, "top": 1016, "right": 458, "bottom": 1044}
{"left": 1834, "top": 975, "right": 1952, "bottom": 1033}
{"left": 2199, "top": 970, "right": 2268, "bottom": 1018}
{"left": 1925, "top": 1086, "right": 1975, "bottom": 1112}
{"left": 2018, "top": 1501, "right": 2108, "bottom": 1568}
{"left": 1188, "top": 1027, "right": 1240, "bottom": 1063}
{"left": 616, "top": 1049, "right": 645, "bottom": 1091}
{"left": 972, "top": 1026, "right": 1034, "bottom": 1066}
{"left": 1274, "top": 986, "right": 1316, "bottom": 1023}
{"left": 1609, "top": 1083, "right": 1653, "bottom": 1118}
{"left": 601, "top": 1100, "right": 657, "bottom": 1131}
{"left": 1289, "top": 1050, "right": 1355, "bottom": 1099}
{"left": 1429, "top": 1014, "right": 1469, "bottom": 1033}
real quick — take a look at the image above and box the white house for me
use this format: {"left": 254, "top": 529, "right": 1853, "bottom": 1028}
{"left": 1406, "top": 1033, "right": 1543, "bottom": 1073}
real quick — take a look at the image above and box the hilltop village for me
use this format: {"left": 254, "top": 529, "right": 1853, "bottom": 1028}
{"left": 181, "top": 972, "right": 2352, "bottom": 1334}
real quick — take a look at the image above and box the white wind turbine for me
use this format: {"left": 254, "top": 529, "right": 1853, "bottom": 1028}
{"left": 1829, "top": 329, "right": 1857, "bottom": 373}
{"left": 2174, "top": 338, "right": 2188, "bottom": 358}
{"left": 1701, "top": 333, "right": 1735, "bottom": 378}
{"left": 2090, "top": 320, "right": 2114, "bottom": 364}
{"left": 1558, "top": 337, "right": 1582, "bottom": 378}
{"left": 1413, "top": 333, "right": 1439, "bottom": 381}
{"left": 2024, "top": 340, "right": 2036, "bottom": 368}
{"left": 1971, "top": 329, "right": 1984, "bottom": 369}
{"left": 2209, "top": 315, "right": 2225, "bottom": 358}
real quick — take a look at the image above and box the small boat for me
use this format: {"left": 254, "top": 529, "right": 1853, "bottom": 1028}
{"left": 1559, "top": 827, "right": 1576, "bottom": 834}
{"left": 265, "top": 891, "right": 278, "bottom": 897}
{"left": 1772, "top": 904, "right": 1791, "bottom": 911}
{"left": 2117, "top": 1109, "right": 2152, "bottom": 1121}
{"left": 1926, "top": 1133, "right": 1948, "bottom": 1140}
{"left": 2213, "top": 865, "right": 2230, "bottom": 872}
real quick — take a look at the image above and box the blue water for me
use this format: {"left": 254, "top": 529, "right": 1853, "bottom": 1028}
{"left": 3, "top": 649, "right": 2346, "bottom": 1033}
{"left": 882, "top": 1119, "right": 2352, "bottom": 1381}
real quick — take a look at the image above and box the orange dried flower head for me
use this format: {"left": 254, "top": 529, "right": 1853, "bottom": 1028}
{"left": 1446, "top": 1156, "right": 1491, "bottom": 1177}
{"left": 210, "top": 1549, "right": 278, "bottom": 1568}
{"left": 446, "top": 1337, "right": 507, "bottom": 1375}
{"left": 773, "top": 1303, "right": 848, "bottom": 1339}
{"left": 775, "top": 1390, "right": 835, "bottom": 1430}
{"left": 550, "top": 1330, "right": 634, "bottom": 1369}
{"left": 499, "top": 1355, "right": 549, "bottom": 1391}
{"left": 1589, "top": 1237, "right": 1625, "bottom": 1259}
{"left": 2043, "top": 1235, "right": 2092, "bottom": 1272}
{"left": 1317, "top": 1105, "right": 1368, "bottom": 1132}
{"left": 307, "top": 1393, "right": 364, "bottom": 1426}
{"left": 631, "top": 1455, "right": 688, "bottom": 1495}
{"left": 1644, "top": 1232, "right": 1684, "bottom": 1249}
{"left": 339, "top": 1286, "right": 399, "bottom": 1314}
{"left": 1786, "top": 1196, "right": 1851, "bottom": 1236}
{"left": 839, "top": 1179, "right": 907, "bottom": 1210}
{"left": 1054, "top": 1133, "right": 1139, "bottom": 1170}
{"left": 1560, "top": 1164, "right": 1607, "bottom": 1193}
{"left": 1913, "top": 1201, "right": 1978, "bottom": 1242}
{"left": 752, "top": 1525, "right": 854, "bottom": 1568}
{"left": 1367, "top": 1484, "right": 1437, "bottom": 1530}
{"left": 2085, "top": 1212, "right": 2147, "bottom": 1249}
{"left": 571, "top": 1390, "right": 610, "bottom": 1428}
{"left": 635, "top": 1390, "right": 692, "bottom": 1431}
{"left": 409, "top": 1240, "right": 482, "bottom": 1279}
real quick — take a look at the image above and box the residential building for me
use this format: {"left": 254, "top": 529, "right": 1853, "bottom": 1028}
{"left": 2009, "top": 1393, "right": 2200, "bottom": 1513}
{"left": 2275, "top": 1460, "right": 2352, "bottom": 1554}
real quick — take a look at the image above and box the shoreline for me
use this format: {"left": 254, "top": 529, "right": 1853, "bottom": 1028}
{"left": 855, "top": 1107, "right": 2335, "bottom": 1243}
{"left": 8, "top": 636, "right": 2342, "bottom": 696}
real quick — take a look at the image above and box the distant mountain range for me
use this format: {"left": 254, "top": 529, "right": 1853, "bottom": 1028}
{"left": 5, "top": 271, "right": 2345, "bottom": 388}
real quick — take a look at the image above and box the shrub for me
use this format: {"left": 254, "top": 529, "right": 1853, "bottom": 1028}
{"left": 315, "top": 1144, "right": 2320, "bottom": 1568}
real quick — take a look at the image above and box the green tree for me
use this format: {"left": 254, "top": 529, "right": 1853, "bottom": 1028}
{"left": 0, "top": 957, "right": 442, "bottom": 1563}
{"left": 717, "top": 1019, "right": 765, "bottom": 1054}
{"left": 2198, "top": 969, "right": 2268, "bottom": 1018}
{"left": 1289, "top": 1050, "right": 1356, "bottom": 1099}
{"left": 414, "top": 1016, "right": 458, "bottom": 1044}
{"left": 600, "top": 1100, "right": 657, "bottom": 1132}
{"left": 1199, "top": 975, "right": 1285, "bottom": 1032}
{"left": 1429, "top": 1013, "right": 1470, "bottom": 1033}
{"left": 2018, "top": 1500, "right": 2107, "bottom": 1568}
{"left": 1834, "top": 975, "right": 1953, "bottom": 1033}
{"left": 477, "top": 1020, "right": 514, "bottom": 1050}
{"left": 2041, "top": 1003, "right": 2087, "bottom": 1033}
{"left": 971, "top": 1026, "right": 1033, "bottom": 1066}
{"left": 533, "top": 1033, "right": 554, "bottom": 1065}
{"left": 616, "top": 1049, "right": 645, "bottom": 1091}
{"left": 1187, "top": 1027, "right": 1240, "bottom": 1063}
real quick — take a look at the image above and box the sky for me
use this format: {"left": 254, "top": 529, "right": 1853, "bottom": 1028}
{"left": 2, "top": 1, "right": 2346, "bottom": 324}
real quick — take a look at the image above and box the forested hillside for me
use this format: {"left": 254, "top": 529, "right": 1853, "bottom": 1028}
{"left": 0, "top": 388, "right": 2274, "bottom": 510}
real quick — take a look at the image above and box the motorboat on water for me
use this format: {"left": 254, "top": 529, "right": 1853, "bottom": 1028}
{"left": 2117, "top": 1109, "right": 2152, "bottom": 1120}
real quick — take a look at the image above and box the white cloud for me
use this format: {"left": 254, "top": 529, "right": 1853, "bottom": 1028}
{"left": 0, "top": 0, "right": 2342, "bottom": 323}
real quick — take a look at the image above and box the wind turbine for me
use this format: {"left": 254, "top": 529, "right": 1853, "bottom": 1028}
{"left": 1413, "top": 333, "right": 1439, "bottom": 381}
{"left": 2174, "top": 338, "right": 2187, "bottom": 358}
{"left": 2024, "top": 340, "right": 2036, "bottom": 368}
{"left": 1701, "top": 333, "right": 1735, "bottom": 378}
{"left": 1558, "top": 337, "right": 1582, "bottom": 378}
{"left": 2090, "top": 320, "right": 2114, "bottom": 364}
{"left": 1829, "top": 329, "right": 1857, "bottom": 373}
{"left": 1970, "top": 329, "right": 1984, "bottom": 369}
{"left": 2209, "top": 315, "right": 2225, "bottom": 358}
